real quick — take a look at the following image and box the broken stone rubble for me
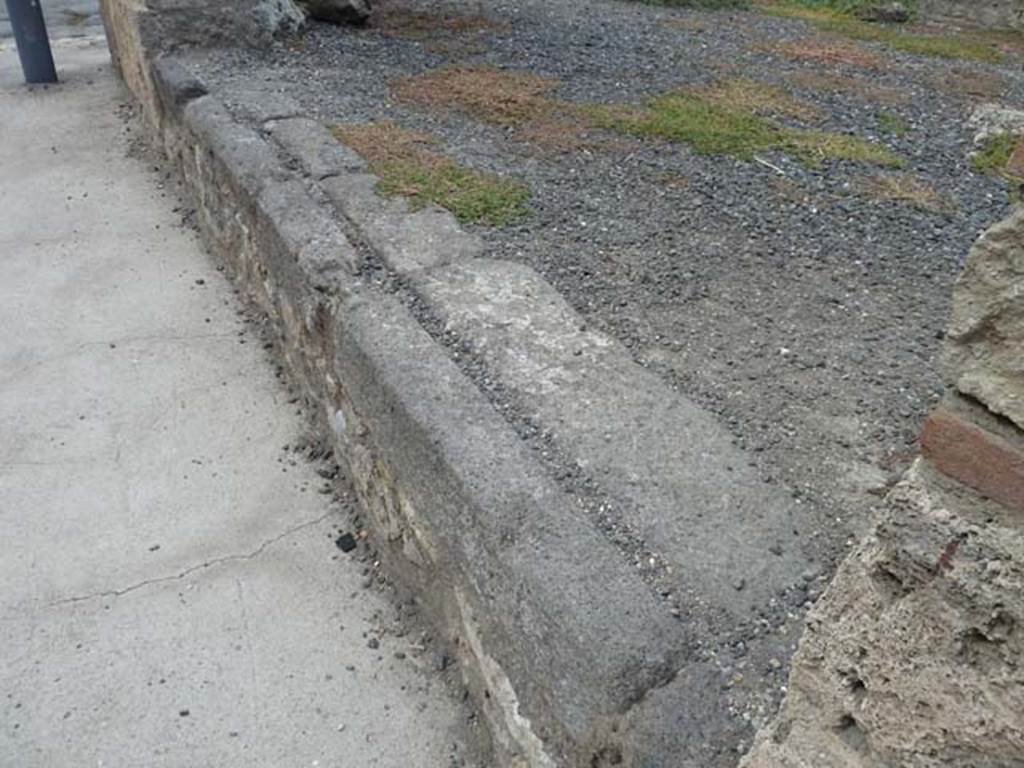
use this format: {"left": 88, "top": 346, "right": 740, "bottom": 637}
{"left": 255, "top": 0, "right": 370, "bottom": 38}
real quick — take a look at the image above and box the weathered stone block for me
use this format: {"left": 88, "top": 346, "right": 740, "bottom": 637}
{"left": 741, "top": 461, "right": 1024, "bottom": 768}
{"left": 319, "top": 173, "right": 483, "bottom": 273}
{"left": 944, "top": 207, "right": 1024, "bottom": 430}
{"left": 919, "top": 0, "right": 1024, "bottom": 30}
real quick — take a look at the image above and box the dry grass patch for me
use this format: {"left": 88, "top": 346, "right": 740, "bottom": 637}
{"left": 771, "top": 176, "right": 811, "bottom": 203}
{"left": 371, "top": 6, "right": 501, "bottom": 39}
{"left": 393, "top": 66, "right": 605, "bottom": 154}
{"left": 664, "top": 16, "right": 711, "bottom": 32}
{"left": 972, "top": 132, "right": 1024, "bottom": 203}
{"left": 393, "top": 69, "right": 894, "bottom": 168}
{"left": 858, "top": 173, "right": 956, "bottom": 213}
{"left": 515, "top": 115, "right": 611, "bottom": 154}
{"left": 974, "top": 28, "right": 1024, "bottom": 56}
{"left": 768, "top": 39, "right": 885, "bottom": 67}
{"left": 933, "top": 69, "right": 1009, "bottom": 101}
{"left": 698, "top": 77, "right": 823, "bottom": 121}
{"left": 787, "top": 70, "right": 909, "bottom": 104}
{"left": 329, "top": 122, "right": 529, "bottom": 225}
{"left": 393, "top": 67, "right": 557, "bottom": 125}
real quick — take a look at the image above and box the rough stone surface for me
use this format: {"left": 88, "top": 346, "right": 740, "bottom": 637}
{"left": 101, "top": 0, "right": 1024, "bottom": 764}
{"left": 187, "top": 0, "right": 1021, "bottom": 596}
{"left": 855, "top": 2, "right": 910, "bottom": 23}
{"left": 111, "top": 0, "right": 306, "bottom": 56}
{"left": 253, "top": 0, "right": 306, "bottom": 37}
{"left": 741, "top": 461, "right": 1024, "bottom": 768}
{"left": 266, "top": 116, "right": 368, "bottom": 179}
{"left": 944, "top": 207, "right": 1024, "bottom": 430}
{"left": 320, "top": 172, "right": 483, "bottom": 273}
{"left": 413, "top": 259, "right": 814, "bottom": 619}
{"left": 411, "top": 259, "right": 819, "bottom": 764}
{"left": 920, "top": 0, "right": 1024, "bottom": 29}
{"left": 743, "top": 203, "right": 1024, "bottom": 766}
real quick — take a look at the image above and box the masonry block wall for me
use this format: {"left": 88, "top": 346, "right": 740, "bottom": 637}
{"left": 740, "top": 209, "right": 1024, "bottom": 767}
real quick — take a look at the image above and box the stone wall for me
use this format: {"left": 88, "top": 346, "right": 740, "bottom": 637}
{"left": 919, "top": 0, "right": 1024, "bottom": 29}
{"left": 740, "top": 209, "right": 1024, "bottom": 767}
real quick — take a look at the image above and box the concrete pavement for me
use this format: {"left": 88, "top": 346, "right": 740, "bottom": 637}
{"left": 0, "top": 0, "right": 104, "bottom": 42}
{"left": 0, "top": 35, "right": 479, "bottom": 768}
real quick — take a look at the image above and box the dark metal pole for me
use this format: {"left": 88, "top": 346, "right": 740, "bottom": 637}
{"left": 5, "top": 0, "right": 58, "bottom": 84}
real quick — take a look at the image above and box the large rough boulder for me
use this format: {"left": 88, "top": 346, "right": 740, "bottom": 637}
{"left": 128, "top": 0, "right": 307, "bottom": 49}
{"left": 919, "top": 0, "right": 1024, "bottom": 30}
{"left": 254, "top": 0, "right": 307, "bottom": 37}
{"left": 298, "top": 0, "right": 371, "bottom": 25}
{"left": 741, "top": 461, "right": 1024, "bottom": 768}
{"left": 855, "top": 2, "right": 911, "bottom": 23}
{"left": 944, "top": 207, "right": 1024, "bottom": 430}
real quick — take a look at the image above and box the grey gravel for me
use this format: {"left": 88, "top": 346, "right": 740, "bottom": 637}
{"left": 190, "top": 0, "right": 1022, "bottom": 557}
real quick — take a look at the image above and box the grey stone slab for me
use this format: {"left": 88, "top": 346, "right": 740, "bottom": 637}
{"left": 333, "top": 292, "right": 688, "bottom": 765}
{"left": 256, "top": 177, "right": 362, "bottom": 282}
{"left": 320, "top": 171, "right": 483, "bottom": 274}
{"left": 184, "top": 95, "right": 290, "bottom": 200}
{"left": 413, "top": 259, "right": 815, "bottom": 620}
{"left": 266, "top": 116, "right": 367, "bottom": 179}
{"left": 150, "top": 55, "right": 207, "bottom": 120}
{"left": 221, "top": 83, "right": 304, "bottom": 124}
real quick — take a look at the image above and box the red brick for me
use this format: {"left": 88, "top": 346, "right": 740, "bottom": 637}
{"left": 921, "top": 407, "right": 1024, "bottom": 515}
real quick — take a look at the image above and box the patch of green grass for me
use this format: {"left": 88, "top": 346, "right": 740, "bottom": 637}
{"left": 377, "top": 162, "right": 530, "bottom": 225}
{"left": 785, "top": 130, "right": 903, "bottom": 166}
{"left": 878, "top": 111, "right": 910, "bottom": 136}
{"left": 972, "top": 132, "right": 1024, "bottom": 204}
{"left": 330, "top": 122, "right": 530, "bottom": 226}
{"left": 589, "top": 89, "right": 902, "bottom": 167}
{"left": 589, "top": 93, "right": 784, "bottom": 158}
{"left": 857, "top": 172, "right": 957, "bottom": 214}
{"left": 973, "top": 132, "right": 1021, "bottom": 177}
{"left": 761, "top": 1, "right": 1005, "bottom": 63}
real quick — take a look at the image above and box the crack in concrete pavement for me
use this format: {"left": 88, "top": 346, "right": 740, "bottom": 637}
{"left": 47, "top": 511, "right": 334, "bottom": 607}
